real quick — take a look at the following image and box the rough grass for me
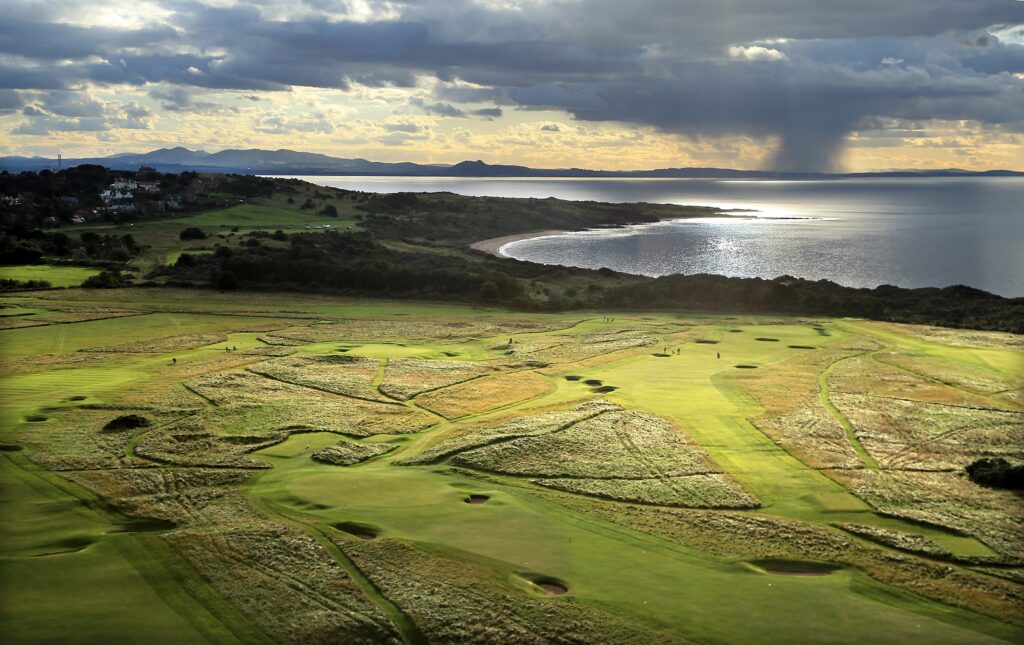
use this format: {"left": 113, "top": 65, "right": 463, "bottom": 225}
{"left": 379, "top": 358, "right": 492, "bottom": 400}
{"left": 415, "top": 370, "right": 554, "bottom": 418}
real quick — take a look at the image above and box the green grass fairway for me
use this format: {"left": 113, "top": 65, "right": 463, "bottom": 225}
{"left": 0, "top": 265, "right": 100, "bottom": 288}
{"left": 2, "top": 290, "right": 1022, "bottom": 644}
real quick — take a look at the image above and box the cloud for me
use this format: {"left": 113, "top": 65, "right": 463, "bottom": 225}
{"left": 149, "top": 86, "right": 238, "bottom": 114}
{"left": 471, "top": 107, "right": 502, "bottom": 119}
{"left": 0, "top": 89, "right": 26, "bottom": 115}
{"left": 12, "top": 92, "right": 153, "bottom": 135}
{"left": 410, "top": 98, "right": 503, "bottom": 119}
{"left": 1, "top": 1, "right": 1022, "bottom": 169}
{"left": 253, "top": 111, "right": 335, "bottom": 134}
{"left": 728, "top": 45, "right": 788, "bottom": 61}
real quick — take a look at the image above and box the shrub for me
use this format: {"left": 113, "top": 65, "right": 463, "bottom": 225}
{"left": 179, "top": 227, "right": 207, "bottom": 241}
{"left": 82, "top": 270, "right": 128, "bottom": 288}
{"left": 0, "top": 278, "right": 51, "bottom": 290}
{"left": 966, "top": 457, "right": 1024, "bottom": 490}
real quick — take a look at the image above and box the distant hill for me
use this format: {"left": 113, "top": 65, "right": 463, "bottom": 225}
{"left": 2, "top": 147, "right": 1020, "bottom": 179}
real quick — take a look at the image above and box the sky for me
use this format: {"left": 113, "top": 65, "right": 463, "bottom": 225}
{"left": 1, "top": 0, "right": 1023, "bottom": 172}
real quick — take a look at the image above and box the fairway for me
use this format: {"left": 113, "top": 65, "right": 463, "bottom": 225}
{"left": 2, "top": 290, "right": 1022, "bottom": 644}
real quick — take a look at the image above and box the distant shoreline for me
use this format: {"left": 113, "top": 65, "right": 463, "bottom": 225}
{"left": 470, "top": 230, "right": 567, "bottom": 257}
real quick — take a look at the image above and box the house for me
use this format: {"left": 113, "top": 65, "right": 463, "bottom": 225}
{"left": 101, "top": 188, "right": 133, "bottom": 203}
{"left": 110, "top": 179, "right": 137, "bottom": 191}
{"left": 136, "top": 180, "right": 160, "bottom": 193}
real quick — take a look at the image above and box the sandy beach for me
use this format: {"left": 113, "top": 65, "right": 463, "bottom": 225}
{"left": 469, "top": 229, "right": 567, "bottom": 257}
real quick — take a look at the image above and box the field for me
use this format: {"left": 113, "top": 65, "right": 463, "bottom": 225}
{"left": 1, "top": 289, "right": 1022, "bottom": 644}
{"left": 0, "top": 264, "right": 100, "bottom": 288}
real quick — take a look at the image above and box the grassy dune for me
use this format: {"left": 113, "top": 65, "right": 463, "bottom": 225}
{"left": 2, "top": 290, "right": 1022, "bottom": 643}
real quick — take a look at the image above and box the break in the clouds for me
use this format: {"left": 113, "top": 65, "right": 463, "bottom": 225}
{"left": 1, "top": 0, "right": 1023, "bottom": 171}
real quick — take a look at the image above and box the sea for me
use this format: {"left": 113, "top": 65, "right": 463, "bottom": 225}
{"left": 288, "top": 176, "right": 1024, "bottom": 297}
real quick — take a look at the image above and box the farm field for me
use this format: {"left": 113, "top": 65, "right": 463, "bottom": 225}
{"left": 1, "top": 288, "right": 1022, "bottom": 644}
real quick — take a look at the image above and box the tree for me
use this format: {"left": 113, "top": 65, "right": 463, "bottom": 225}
{"left": 215, "top": 269, "right": 239, "bottom": 290}
{"left": 320, "top": 204, "right": 338, "bottom": 217}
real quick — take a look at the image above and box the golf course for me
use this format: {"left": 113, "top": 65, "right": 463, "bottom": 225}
{"left": 1, "top": 287, "right": 1021, "bottom": 643}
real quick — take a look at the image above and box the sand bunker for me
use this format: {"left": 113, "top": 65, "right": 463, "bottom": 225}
{"left": 333, "top": 521, "right": 378, "bottom": 540}
{"left": 111, "top": 518, "right": 175, "bottom": 533}
{"left": 465, "top": 494, "right": 490, "bottom": 504}
{"left": 102, "top": 414, "right": 150, "bottom": 432}
{"left": 591, "top": 385, "right": 618, "bottom": 393}
{"left": 564, "top": 375, "right": 583, "bottom": 381}
{"left": 749, "top": 559, "right": 841, "bottom": 576}
{"left": 652, "top": 353, "right": 671, "bottom": 357}
{"left": 694, "top": 339, "right": 720, "bottom": 344}
{"left": 583, "top": 379, "right": 603, "bottom": 386}
{"left": 0, "top": 443, "right": 22, "bottom": 452}
{"left": 25, "top": 415, "right": 47, "bottom": 423}
{"left": 734, "top": 365, "right": 758, "bottom": 369}
{"left": 537, "top": 581, "right": 568, "bottom": 595}
{"left": 728, "top": 329, "right": 744, "bottom": 333}
{"left": 788, "top": 345, "right": 815, "bottom": 350}
{"left": 754, "top": 337, "right": 780, "bottom": 342}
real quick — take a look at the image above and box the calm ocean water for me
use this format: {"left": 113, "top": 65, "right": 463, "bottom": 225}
{"left": 291, "top": 176, "right": 1024, "bottom": 297}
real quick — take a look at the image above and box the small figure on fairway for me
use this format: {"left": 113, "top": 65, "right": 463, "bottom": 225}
{"left": 717, "top": 352, "right": 721, "bottom": 359}
{"left": 172, "top": 357, "right": 177, "bottom": 364}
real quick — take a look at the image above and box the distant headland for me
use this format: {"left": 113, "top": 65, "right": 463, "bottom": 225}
{"left": 2, "top": 147, "right": 1021, "bottom": 179}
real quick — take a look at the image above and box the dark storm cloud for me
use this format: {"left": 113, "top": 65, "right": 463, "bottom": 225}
{"left": 409, "top": 98, "right": 503, "bottom": 119}
{"left": 0, "top": 17, "right": 177, "bottom": 60}
{"left": 1, "top": 0, "right": 1023, "bottom": 169}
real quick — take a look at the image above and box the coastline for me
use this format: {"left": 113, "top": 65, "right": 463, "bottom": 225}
{"left": 470, "top": 229, "right": 567, "bottom": 257}
{"left": 469, "top": 212, "right": 755, "bottom": 259}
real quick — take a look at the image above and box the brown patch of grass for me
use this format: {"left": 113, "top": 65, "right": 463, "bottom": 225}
{"left": 415, "top": 371, "right": 553, "bottom": 419}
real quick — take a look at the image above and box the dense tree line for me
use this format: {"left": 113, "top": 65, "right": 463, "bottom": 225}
{"left": 599, "top": 275, "right": 1024, "bottom": 333}
{"left": 161, "top": 231, "right": 523, "bottom": 302}
{"left": 0, "top": 226, "right": 140, "bottom": 265}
